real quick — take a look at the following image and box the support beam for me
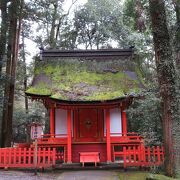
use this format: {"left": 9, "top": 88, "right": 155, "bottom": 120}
{"left": 67, "top": 110, "right": 72, "bottom": 163}
{"left": 106, "top": 109, "right": 111, "bottom": 163}
{"left": 122, "top": 111, "right": 127, "bottom": 136}
{"left": 50, "top": 108, "right": 55, "bottom": 137}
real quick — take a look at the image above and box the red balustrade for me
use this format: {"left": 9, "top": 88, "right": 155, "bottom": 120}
{"left": 118, "top": 145, "right": 164, "bottom": 168}
{"left": 0, "top": 147, "right": 56, "bottom": 169}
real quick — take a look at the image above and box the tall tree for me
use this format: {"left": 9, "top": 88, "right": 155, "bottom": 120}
{"left": 1, "top": 0, "right": 23, "bottom": 147}
{"left": 174, "top": 0, "right": 180, "bottom": 71}
{"left": 27, "top": 0, "right": 77, "bottom": 49}
{"left": 0, "top": 0, "right": 8, "bottom": 76}
{"left": 73, "top": 0, "right": 124, "bottom": 49}
{"left": 149, "top": 0, "right": 179, "bottom": 177}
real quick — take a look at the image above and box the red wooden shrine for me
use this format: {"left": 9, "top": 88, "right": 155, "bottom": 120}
{"left": 0, "top": 49, "right": 164, "bottom": 169}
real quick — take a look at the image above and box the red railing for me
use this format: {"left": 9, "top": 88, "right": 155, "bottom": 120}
{"left": 37, "top": 134, "right": 67, "bottom": 146}
{"left": 40, "top": 134, "right": 68, "bottom": 138}
{"left": 0, "top": 147, "right": 56, "bottom": 169}
{"left": 123, "top": 146, "right": 164, "bottom": 168}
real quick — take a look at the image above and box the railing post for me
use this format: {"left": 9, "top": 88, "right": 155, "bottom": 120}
{"left": 34, "top": 139, "right": 38, "bottom": 175}
{"left": 123, "top": 146, "right": 127, "bottom": 169}
{"left": 52, "top": 148, "right": 56, "bottom": 167}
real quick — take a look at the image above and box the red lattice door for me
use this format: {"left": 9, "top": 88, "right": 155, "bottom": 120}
{"left": 79, "top": 109, "right": 98, "bottom": 141}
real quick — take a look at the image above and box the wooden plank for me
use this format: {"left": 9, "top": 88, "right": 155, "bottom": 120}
{"left": 106, "top": 109, "right": 111, "bottom": 162}
{"left": 123, "top": 146, "right": 127, "bottom": 169}
{"left": 67, "top": 110, "right": 72, "bottom": 163}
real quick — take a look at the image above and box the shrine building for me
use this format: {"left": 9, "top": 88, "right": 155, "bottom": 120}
{"left": 24, "top": 49, "right": 164, "bottom": 167}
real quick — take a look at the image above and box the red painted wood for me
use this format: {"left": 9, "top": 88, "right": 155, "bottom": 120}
{"left": 72, "top": 144, "right": 106, "bottom": 162}
{"left": 0, "top": 147, "right": 56, "bottom": 168}
{"left": 78, "top": 109, "right": 98, "bottom": 141}
{"left": 121, "top": 145, "right": 165, "bottom": 168}
{"left": 67, "top": 110, "right": 72, "bottom": 163}
{"left": 122, "top": 111, "right": 127, "bottom": 136}
{"left": 80, "top": 152, "right": 100, "bottom": 167}
{"left": 50, "top": 108, "right": 55, "bottom": 136}
{"left": 98, "top": 109, "right": 104, "bottom": 140}
{"left": 73, "top": 110, "right": 77, "bottom": 141}
{"left": 106, "top": 109, "right": 111, "bottom": 162}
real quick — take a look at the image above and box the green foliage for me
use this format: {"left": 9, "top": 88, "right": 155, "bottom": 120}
{"left": 12, "top": 100, "right": 47, "bottom": 143}
{"left": 123, "top": 0, "right": 136, "bottom": 31}
{"left": 127, "top": 90, "right": 163, "bottom": 146}
{"left": 72, "top": 0, "right": 124, "bottom": 49}
{"left": 118, "top": 171, "right": 177, "bottom": 180}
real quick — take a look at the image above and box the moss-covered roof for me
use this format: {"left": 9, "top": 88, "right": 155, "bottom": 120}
{"left": 26, "top": 49, "right": 145, "bottom": 102}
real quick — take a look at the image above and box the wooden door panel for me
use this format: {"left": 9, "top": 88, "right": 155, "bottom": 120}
{"left": 79, "top": 109, "right": 98, "bottom": 140}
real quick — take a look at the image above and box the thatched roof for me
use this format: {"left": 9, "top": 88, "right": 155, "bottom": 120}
{"left": 26, "top": 49, "right": 145, "bottom": 102}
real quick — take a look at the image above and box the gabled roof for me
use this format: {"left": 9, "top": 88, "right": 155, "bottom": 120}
{"left": 26, "top": 49, "right": 145, "bottom": 102}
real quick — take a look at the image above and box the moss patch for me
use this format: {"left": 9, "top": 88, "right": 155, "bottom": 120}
{"left": 118, "top": 171, "right": 177, "bottom": 180}
{"left": 27, "top": 57, "right": 144, "bottom": 101}
{"left": 26, "top": 82, "right": 52, "bottom": 96}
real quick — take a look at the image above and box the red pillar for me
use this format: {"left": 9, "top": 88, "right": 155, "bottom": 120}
{"left": 122, "top": 111, "right": 127, "bottom": 136}
{"left": 67, "top": 110, "right": 72, "bottom": 163}
{"left": 50, "top": 108, "right": 55, "bottom": 136}
{"left": 106, "top": 109, "right": 111, "bottom": 162}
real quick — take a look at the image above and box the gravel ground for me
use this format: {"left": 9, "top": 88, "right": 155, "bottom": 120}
{"left": 0, "top": 170, "right": 119, "bottom": 180}
{"left": 0, "top": 170, "right": 60, "bottom": 180}
{"left": 57, "top": 170, "right": 119, "bottom": 180}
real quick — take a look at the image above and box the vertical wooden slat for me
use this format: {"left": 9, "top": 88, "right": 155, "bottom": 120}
{"left": 52, "top": 148, "right": 56, "bottom": 166}
{"left": 8, "top": 148, "right": 10, "bottom": 167}
{"left": 28, "top": 148, "right": 31, "bottom": 165}
{"left": 48, "top": 148, "right": 50, "bottom": 164}
{"left": 43, "top": 148, "right": 46, "bottom": 165}
{"left": 138, "top": 146, "right": 142, "bottom": 166}
{"left": 23, "top": 148, "right": 26, "bottom": 165}
{"left": 123, "top": 146, "right": 126, "bottom": 169}
{"left": 18, "top": 148, "right": 21, "bottom": 164}
{"left": 128, "top": 146, "right": 131, "bottom": 164}
{"left": 12, "top": 148, "right": 14, "bottom": 165}
{"left": 4, "top": 148, "right": 7, "bottom": 167}
{"left": 133, "top": 146, "right": 136, "bottom": 163}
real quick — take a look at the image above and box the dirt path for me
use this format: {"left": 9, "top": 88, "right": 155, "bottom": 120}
{"left": 57, "top": 170, "right": 119, "bottom": 180}
{"left": 0, "top": 170, "right": 119, "bottom": 180}
{"left": 0, "top": 170, "right": 59, "bottom": 180}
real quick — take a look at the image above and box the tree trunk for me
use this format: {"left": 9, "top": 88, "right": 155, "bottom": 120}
{"left": 0, "top": 0, "right": 8, "bottom": 75}
{"left": 1, "top": 0, "right": 23, "bottom": 147}
{"left": 174, "top": 0, "right": 180, "bottom": 71}
{"left": 49, "top": 1, "right": 58, "bottom": 48}
{"left": 149, "top": 0, "right": 178, "bottom": 177}
{"left": 21, "top": 28, "right": 30, "bottom": 143}
{"left": 21, "top": 29, "right": 28, "bottom": 114}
